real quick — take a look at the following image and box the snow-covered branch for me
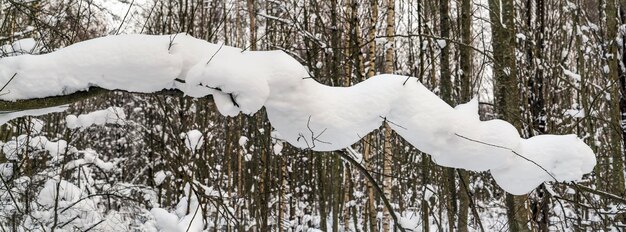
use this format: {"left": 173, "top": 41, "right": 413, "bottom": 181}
{"left": 0, "top": 34, "right": 596, "bottom": 195}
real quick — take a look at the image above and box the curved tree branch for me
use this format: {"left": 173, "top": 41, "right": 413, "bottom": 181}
{"left": 0, "top": 87, "right": 189, "bottom": 112}
{"left": 340, "top": 148, "right": 407, "bottom": 232}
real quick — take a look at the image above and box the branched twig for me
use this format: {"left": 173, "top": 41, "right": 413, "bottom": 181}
{"left": 296, "top": 133, "right": 310, "bottom": 148}
{"left": 306, "top": 115, "right": 330, "bottom": 145}
{"left": 300, "top": 115, "right": 331, "bottom": 149}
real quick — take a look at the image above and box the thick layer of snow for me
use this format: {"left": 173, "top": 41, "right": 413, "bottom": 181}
{"left": 0, "top": 34, "right": 217, "bottom": 100}
{"left": 0, "top": 34, "right": 597, "bottom": 194}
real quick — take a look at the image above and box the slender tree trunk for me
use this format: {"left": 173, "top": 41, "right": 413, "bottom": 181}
{"left": 366, "top": 1, "right": 379, "bottom": 231}
{"left": 246, "top": 0, "right": 256, "bottom": 51}
{"left": 457, "top": 0, "right": 472, "bottom": 231}
{"left": 343, "top": 166, "right": 352, "bottom": 231}
{"left": 488, "top": 0, "right": 531, "bottom": 230}
{"left": 278, "top": 157, "right": 286, "bottom": 232}
{"left": 438, "top": 0, "right": 458, "bottom": 230}
{"left": 343, "top": 1, "right": 358, "bottom": 230}
{"left": 382, "top": 0, "right": 395, "bottom": 231}
{"left": 317, "top": 157, "right": 328, "bottom": 231}
{"left": 236, "top": 116, "right": 245, "bottom": 231}
{"left": 606, "top": 0, "right": 626, "bottom": 197}
{"left": 529, "top": 1, "right": 550, "bottom": 231}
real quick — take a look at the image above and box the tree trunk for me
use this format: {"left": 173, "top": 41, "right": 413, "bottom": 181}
{"left": 457, "top": 0, "right": 473, "bottom": 230}
{"left": 606, "top": 0, "right": 626, "bottom": 197}
{"left": 382, "top": 0, "right": 395, "bottom": 231}
{"left": 438, "top": 0, "right": 458, "bottom": 230}
{"left": 246, "top": 0, "right": 256, "bottom": 51}
{"left": 365, "top": 1, "right": 379, "bottom": 231}
{"left": 488, "top": 0, "right": 531, "bottom": 230}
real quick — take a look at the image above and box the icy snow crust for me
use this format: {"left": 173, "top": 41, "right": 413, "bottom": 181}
{"left": 0, "top": 34, "right": 596, "bottom": 195}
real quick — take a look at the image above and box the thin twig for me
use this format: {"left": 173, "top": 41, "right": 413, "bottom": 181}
{"left": 340, "top": 148, "right": 407, "bottom": 232}
{"left": 0, "top": 73, "right": 17, "bottom": 95}
{"left": 453, "top": 133, "right": 558, "bottom": 181}
{"left": 206, "top": 43, "right": 224, "bottom": 65}
{"left": 115, "top": 0, "right": 135, "bottom": 35}
{"left": 380, "top": 116, "right": 408, "bottom": 130}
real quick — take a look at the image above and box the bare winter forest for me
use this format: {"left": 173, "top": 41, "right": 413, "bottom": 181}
{"left": 0, "top": 0, "right": 625, "bottom": 231}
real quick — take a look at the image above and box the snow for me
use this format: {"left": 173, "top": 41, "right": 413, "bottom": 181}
{"left": 436, "top": 39, "right": 447, "bottom": 48}
{"left": 65, "top": 148, "right": 116, "bottom": 171}
{"left": 0, "top": 34, "right": 597, "bottom": 195}
{"left": 1, "top": 45, "right": 12, "bottom": 54}
{"left": 66, "top": 106, "right": 126, "bottom": 129}
{"left": 491, "top": 134, "right": 596, "bottom": 194}
{"left": 183, "top": 129, "right": 204, "bottom": 152}
{"left": 398, "top": 212, "right": 421, "bottom": 231}
{"left": 564, "top": 109, "right": 585, "bottom": 118}
{"left": 184, "top": 46, "right": 275, "bottom": 116}
{"left": 151, "top": 184, "right": 205, "bottom": 232}
{"left": 238, "top": 136, "right": 249, "bottom": 147}
{"left": 0, "top": 163, "right": 12, "bottom": 179}
{"left": 12, "top": 38, "right": 40, "bottom": 54}
{"left": 0, "top": 34, "right": 216, "bottom": 101}
{"left": 273, "top": 141, "right": 284, "bottom": 155}
{"left": 28, "top": 118, "right": 44, "bottom": 134}
{"left": 154, "top": 170, "right": 167, "bottom": 186}
{"left": 562, "top": 68, "right": 581, "bottom": 81}
{"left": 2, "top": 134, "right": 68, "bottom": 161}
{"left": 38, "top": 179, "right": 83, "bottom": 207}
{"left": 150, "top": 208, "right": 179, "bottom": 231}
{"left": 346, "top": 147, "right": 363, "bottom": 164}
